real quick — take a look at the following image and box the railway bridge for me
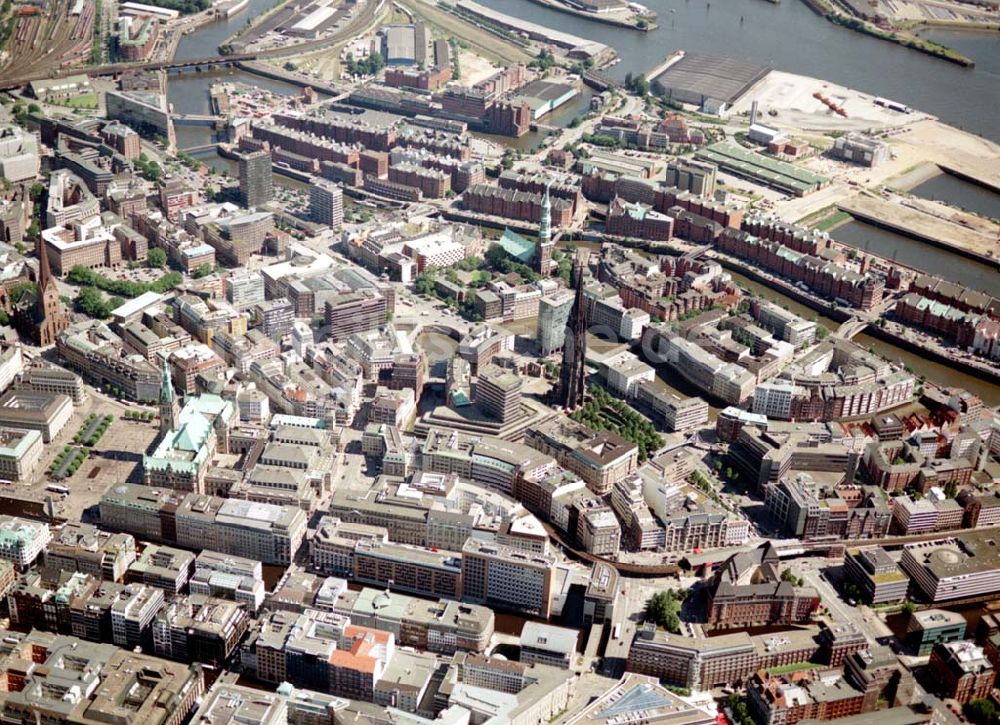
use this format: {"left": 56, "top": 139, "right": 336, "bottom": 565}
{"left": 0, "top": 53, "right": 258, "bottom": 91}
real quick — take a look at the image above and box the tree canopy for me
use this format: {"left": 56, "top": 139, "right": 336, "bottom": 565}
{"left": 147, "top": 248, "right": 167, "bottom": 269}
{"left": 646, "top": 590, "right": 683, "bottom": 633}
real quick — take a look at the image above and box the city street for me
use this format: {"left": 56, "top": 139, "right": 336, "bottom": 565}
{"left": 798, "top": 558, "right": 893, "bottom": 644}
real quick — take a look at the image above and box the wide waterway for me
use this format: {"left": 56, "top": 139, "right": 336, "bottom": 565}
{"left": 485, "top": 0, "right": 1000, "bottom": 142}
{"left": 910, "top": 172, "right": 1000, "bottom": 222}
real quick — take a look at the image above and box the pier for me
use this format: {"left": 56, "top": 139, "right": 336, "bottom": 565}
{"left": 938, "top": 161, "right": 1000, "bottom": 195}
{"left": 837, "top": 193, "right": 999, "bottom": 270}
{"left": 235, "top": 60, "right": 343, "bottom": 96}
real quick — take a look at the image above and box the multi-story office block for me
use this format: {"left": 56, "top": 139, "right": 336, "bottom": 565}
{"left": 238, "top": 149, "right": 273, "bottom": 208}
{"left": 536, "top": 291, "right": 574, "bottom": 356}
{"left": 843, "top": 546, "right": 910, "bottom": 605}
{"left": 907, "top": 609, "right": 967, "bottom": 656}
{"left": 901, "top": 532, "right": 1000, "bottom": 603}
{"left": 44, "top": 523, "right": 136, "bottom": 583}
{"left": 0, "top": 428, "right": 43, "bottom": 482}
{"left": 110, "top": 582, "right": 165, "bottom": 649}
{"left": 475, "top": 364, "right": 522, "bottom": 424}
{"left": 310, "top": 178, "right": 344, "bottom": 227}
{"left": 461, "top": 539, "right": 555, "bottom": 617}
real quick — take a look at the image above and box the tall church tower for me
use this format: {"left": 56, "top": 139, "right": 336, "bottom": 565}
{"left": 535, "top": 184, "right": 555, "bottom": 275}
{"left": 32, "top": 237, "right": 69, "bottom": 346}
{"left": 557, "top": 251, "right": 588, "bottom": 411}
{"left": 159, "top": 357, "right": 180, "bottom": 434}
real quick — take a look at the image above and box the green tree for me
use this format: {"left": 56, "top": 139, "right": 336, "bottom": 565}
{"left": 963, "top": 699, "right": 999, "bottom": 725}
{"left": 528, "top": 48, "right": 557, "bottom": 72}
{"left": 944, "top": 481, "right": 958, "bottom": 499}
{"left": 74, "top": 286, "right": 114, "bottom": 319}
{"left": 414, "top": 273, "right": 436, "bottom": 297}
{"left": 8, "top": 280, "right": 37, "bottom": 304}
{"left": 147, "top": 247, "right": 167, "bottom": 268}
{"left": 728, "top": 694, "right": 755, "bottom": 725}
{"left": 781, "top": 569, "right": 804, "bottom": 587}
{"left": 645, "top": 590, "right": 682, "bottom": 633}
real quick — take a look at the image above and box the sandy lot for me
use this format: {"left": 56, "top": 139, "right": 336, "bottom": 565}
{"left": 772, "top": 116, "right": 1000, "bottom": 224}
{"left": 888, "top": 119, "right": 1000, "bottom": 191}
{"left": 458, "top": 50, "right": 501, "bottom": 86}
{"left": 839, "top": 192, "right": 999, "bottom": 259}
{"left": 729, "top": 70, "right": 932, "bottom": 134}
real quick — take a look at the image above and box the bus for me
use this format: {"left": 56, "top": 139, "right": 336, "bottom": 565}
{"left": 612, "top": 623, "right": 621, "bottom": 640}
{"left": 46, "top": 484, "right": 70, "bottom": 496}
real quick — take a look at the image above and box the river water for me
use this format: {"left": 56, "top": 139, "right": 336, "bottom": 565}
{"left": 170, "top": 0, "right": 1000, "bottom": 142}
{"left": 485, "top": 0, "right": 1000, "bottom": 142}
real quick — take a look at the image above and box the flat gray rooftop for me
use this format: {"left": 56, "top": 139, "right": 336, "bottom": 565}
{"left": 653, "top": 53, "right": 770, "bottom": 105}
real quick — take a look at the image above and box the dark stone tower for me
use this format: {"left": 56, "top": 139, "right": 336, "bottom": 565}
{"left": 558, "top": 251, "right": 588, "bottom": 411}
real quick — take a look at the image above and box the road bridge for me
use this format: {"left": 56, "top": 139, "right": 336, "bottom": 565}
{"left": 181, "top": 143, "right": 219, "bottom": 154}
{"left": 835, "top": 316, "right": 870, "bottom": 339}
{"left": 173, "top": 113, "right": 225, "bottom": 127}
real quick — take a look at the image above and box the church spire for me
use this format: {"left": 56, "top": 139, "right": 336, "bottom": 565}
{"left": 160, "top": 356, "right": 174, "bottom": 403}
{"left": 535, "top": 182, "right": 554, "bottom": 275}
{"left": 36, "top": 236, "right": 53, "bottom": 294}
{"left": 538, "top": 182, "right": 552, "bottom": 247}
{"left": 28, "top": 235, "right": 69, "bottom": 346}
{"left": 159, "top": 356, "right": 179, "bottom": 433}
{"left": 34, "top": 236, "right": 57, "bottom": 321}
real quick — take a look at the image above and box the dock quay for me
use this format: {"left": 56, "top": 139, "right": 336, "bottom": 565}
{"left": 236, "top": 60, "right": 343, "bottom": 96}
{"left": 938, "top": 161, "right": 1000, "bottom": 195}
{"left": 453, "top": 0, "right": 616, "bottom": 64}
{"left": 837, "top": 193, "right": 999, "bottom": 270}
{"left": 644, "top": 51, "right": 684, "bottom": 83}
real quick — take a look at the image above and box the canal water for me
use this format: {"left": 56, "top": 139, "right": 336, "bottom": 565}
{"left": 832, "top": 220, "right": 999, "bottom": 295}
{"left": 910, "top": 172, "right": 1000, "bottom": 222}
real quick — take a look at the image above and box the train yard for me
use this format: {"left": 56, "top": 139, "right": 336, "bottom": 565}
{"left": 0, "top": 0, "right": 99, "bottom": 80}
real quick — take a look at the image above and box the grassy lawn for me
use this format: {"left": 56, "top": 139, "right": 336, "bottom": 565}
{"left": 815, "top": 210, "right": 851, "bottom": 231}
{"left": 61, "top": 94, "right": 98, "bottom": 109}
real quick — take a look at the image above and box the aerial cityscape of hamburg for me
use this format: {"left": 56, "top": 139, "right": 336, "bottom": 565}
{"left": 0, "top": 0, "right": 998, "bottom": 721}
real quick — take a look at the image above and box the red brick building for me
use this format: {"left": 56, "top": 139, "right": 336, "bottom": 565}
{"left": 462, "top": 185, "right": 573, "bottom": 227}
{"left": 928, "top": 641, "right": 995, "bottom": 704}
{"left": 606, "top": 197, "right": 674, "bottom": 241}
